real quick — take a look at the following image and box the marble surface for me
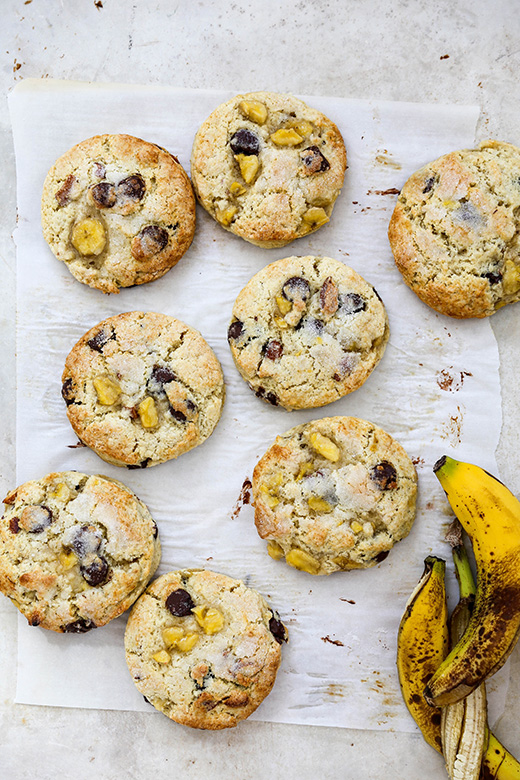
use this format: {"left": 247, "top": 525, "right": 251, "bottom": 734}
{"left": 1, "top": 1, "right": 520, "bottom": 777}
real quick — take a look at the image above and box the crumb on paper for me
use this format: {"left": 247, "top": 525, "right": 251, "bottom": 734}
{"left": 412, "top": 456, "right": 425, "bottom": 467}
{"left": 366, "top": 188, "right": 401, "bottom": 196}
{"left": 437, "top": 367, "right": 472, "bottom": 392}
{"left": 231, "top": 477, "right": 252, "bottom": 519}
{"left": 67, "top": 440, "right": 87, "bottom": 448}
{"left": 442, "top": 404, "right": 464, "bottom": 446}
{"left": 321, "top": 635, "right": 344, "bottom": 647}
{"left": 440, "top": 54, "right": 450, "bottom": 60}
{"left": 339, "top": 597, "right": 356, "bottom": 604}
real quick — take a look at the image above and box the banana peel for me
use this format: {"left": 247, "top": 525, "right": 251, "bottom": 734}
{"left": 426, "top": 456, "right": 520, "bottom": 707}
{"left": 397, "top": 541, "right": 520, "bottom": 778}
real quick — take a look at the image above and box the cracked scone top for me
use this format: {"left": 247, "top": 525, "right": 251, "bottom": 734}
{"left": 252, "top": 417, "right": 417, "bottom": 575}
{"left": 0, "top": 472, "right": 161, "bottom": 632}
{"left": 388, "top": 140, "right": 520, "bottom": 318}
{"left": 42, "top": 134, "right": 196, "bottom": 293}
{"left": 190, "top": 92, "right": 346, "bottom": 247}
{"left": 227, "top": 256, "right": 389, "bottom": 410}
{"left": 124, "top": 569, "right": 288, "bottom": 729}
{"left": 62, "top": 311, "right": 225, "bottom": 468}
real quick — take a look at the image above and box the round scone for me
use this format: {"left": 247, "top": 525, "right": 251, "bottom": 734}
{"left": 42, "top": 134, "right": 196, "bottom": 293}
{"left": 62, "top": 311, "right": 225, "bottom": 468}
{"left": 125, "top": 569, "right": 288, "bottom": 729}
{"left": 190, "top": 91, "right": 346, "bottom": 247}
{"left": 388, "top": 140, "right": 520, "bottom": 318}
{"left": 0, "top": 472, "right": 161, "bottom": 632}
{"left": 252, "top": 417, "right": 417, "bottom": 575}
{"left": 227, "top": 256, "right": 389, "bottom": 410}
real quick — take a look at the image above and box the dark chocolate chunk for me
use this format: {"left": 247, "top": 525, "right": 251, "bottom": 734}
{"left": 61, "top": 379, "right": 75, "bottom": 407}
{"left": 131, "top": 225, "right": 169, "bottom": 259}
{"left": 152, "top": 520, "right": 158, "bottom": 538}
{"left": 483, "top": 271, "right": 502, "bottom": 285}
{"left": 266, "top": 391, "right": 279, "bottom": 406}
{"left": 264, "top": 340, "right": 283, "bottom": 360}
{"left": 166, "top": 588, "right": 195, "bottom": 616}
{"left": 29, "top": 615, "right": 41, "bottom": 626}
{"left": 301, "top": 145, "right": 330, "bottom": 173}
{"left": 27, "top": 506, "right": 53, "bottom": 534}
{"left": 87, "top": 327, "right": 115, "bottom": 353}
{"left": 319, "top": 276, "right": 339, "bottom": 315}
{"left": 118, "top": 174, "right": 146, "bottom": 201}
{"left": 282, "top": 276, "right": 311, "bottom": 302}
{"left": 81, "top": 554, "right": 109, "bottom": 586}
{"left": 422, "top": 176, "right": 435, "bottom": 194}
{"left": 127, "top": 458, "right": 151, "bottom": 469}
{"left": 170, "top": 408, "right": 187, "bottom": 422}
{"left": 254, "top": 385, "right": 266, "bottom": 398}
{"left": 370, "top": 461, "right": 398, "bottom": 490}
{"left": 269, "top": 615, "right": 288, "bottom": 644}
{"left": 93, "top": 162, "right": 106, "bottom": 178}
{"left": 230, "top": 128, "right": 260, "bottom": 156}
{"left": 298, "top": 316, "right": 325, "bottom": 335}
{"left": 90, "top": 181, "right": 117, "bottom": 208}
{"left": 70, "top": 524, "right": 102, "bottom": 558}
{"left": 227, "top": 320, "right": 244, "bottom": 341}
{"left": 338, "top": 293, "right": 366, "bottom": 315}
{"left": 9, "top": 517, "right": 19, "bottom": 534}
{"left": 375, "top": 550, "right": 390, "bottom": 563}
{"left": 63, "top": 618, "right": 97, "bottom": 633}
{"left": 150, "top": 364, "right": 177, "bottom": 385}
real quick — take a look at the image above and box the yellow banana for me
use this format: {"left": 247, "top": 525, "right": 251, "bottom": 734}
{"left": 484, "top": 732, "right": 520, "bottom": 779}
{"left": 426, "top": 456, "right": 520, "bottom": 707}
{"left": 397, "top": 555, "right": 448, "bottom": 752}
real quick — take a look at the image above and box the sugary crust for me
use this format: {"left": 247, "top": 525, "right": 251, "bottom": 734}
{"left": 0, "top": 472, "right": 160, "bottom": 632}
{"left": 252, "top": 417, "right": 417, "bottom": 575}
{"left": 190, "top": 91, "right": 346, "bottom": 247}
{"left": 62, "top": 311, "right": 225, "bottom": 468}
{"left": 388, "top": 140, "right": 520, "bottom": 318}
{"left": 228, "top": 255, "right": 389, "bottom": 410}
{"left": 42, "top": 134, "right": 196, "bottom": 293}
{"left": 124, "top": 569, "right": 286, "bottom": 729}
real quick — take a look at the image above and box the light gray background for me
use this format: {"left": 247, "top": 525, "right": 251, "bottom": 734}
{"left": 1, "top": 1, "right": 519, "bottom": 778}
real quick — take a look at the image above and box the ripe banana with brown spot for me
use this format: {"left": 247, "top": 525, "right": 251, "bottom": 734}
{"left": 426, "top": 456, "right": 520, "bottom": 707}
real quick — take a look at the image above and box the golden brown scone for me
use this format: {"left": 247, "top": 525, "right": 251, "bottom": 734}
{"left": 191, "top": 91, "right": 346, "bottom": 247}
{"left": 252, "top": 417, "right": 417, "bottom": 575}
{"left": 42, "top": 134, "right": 195, "bottom": 293}
{"left": 125, "top": 570, "right": 288, "bottom": 729}
{"left": 62, "top": 311, "right": 225, "bottom": 468}
{"left": 0, "top": 472, "right": 160, "bottom": 632}
{"left": 227, "top": 255, "right": 389, "bottom": 410}
{"left": 388, "top": 140, "right": 520, "bottom": 318}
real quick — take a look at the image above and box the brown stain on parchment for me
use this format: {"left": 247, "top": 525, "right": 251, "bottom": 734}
{"left": 437, "top": 367, "right": 472, "bottom": 392}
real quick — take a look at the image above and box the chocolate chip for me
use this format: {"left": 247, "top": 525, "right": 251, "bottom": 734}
{"left": 55, "top": 174, "right": 76, "bottom": 207}
{"left": 61, "top": 378, "right": 76, "bottom": 405}
{"left": 93, "top": 162, "right": 106, "bottom": 178}
{"left": 131, "top": 225, "right": 169, "bottom": 260}
{"left": 298, "top": 316, "right": 325, "bottom": 335}
{"left": 118, "top": 174, "right": 146, "bottom": 201}
{"left": 370, "top": 461, "right": 398, "bottom": 490}
{"left": 282, "top": 276, "right": 311, "bottom": 303}
{"left": 186, "top": 399, "right": 197, "bottom": 413}
{"left": 90, "top": 181, "right": 117, "bottom": 208}
{"left": 423, "top": 176, "right": 435, "bottom": 194}
{"left": 339, "top": 293, "right": 366, "bottom": 315}
{"left": 25, "top": 506, "right": 53, "bottom": 534}
{"left": 165, "top": 588, "right": 195, "bottom": 616}
{"left": 81, "top": 554, "right": 109, "bottom": 586}
{"left": 150, "top": 365, "right": 177, "bottom": 385}
{"left": 254, "top": 385, "right": 265, "bottom": 398}
{"left": 63, "top": 619, "right": 97, "bottom": 633}
{"left": 170, "top": 408, "right": 187, "bottom": 422}
{"left": 87, "top": 327, "right": 115, "bottom": 353}
{"left": 9, "top": 517, "right": 19, "bottom": 534}
{"left": 228, "top": 320, "right": 244, "bottom": 341}
{"left": 300, "top": 145, "right": 330, "bottom": 174}
{"left": 266, "top": 391, "right": 279, "bottom": 406}
{"left": 319, "top": 276, "right": 339, "bottom": 315}
{"left": 152, "top": 520, "right": 158, "bottom": 538}
{"left": 230, "top": 129, "right": 260, "bottom": 156}
{"left": 483, "top": 271, "right": 502, "bottom": 285}
{"left": 269, "top": 615, "right": 288, "bottom": 644}
{"left": 69, "top": 525, "right": 102, "bottom": 558}
{"left": 264, "top": 340, "right": 283, "bottom": 360}
{"left": 375, "top": 550, "right": 390, "bottom": 563}
{"left": 29, "top": 615, "right": 41, "bottom": 626}
{"left": 127, "top": 458, "right": 151, "bottom": 469}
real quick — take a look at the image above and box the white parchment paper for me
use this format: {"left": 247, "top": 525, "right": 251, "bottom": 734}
{"left": 9, "top": 80, "right": 507, "bottom": 731}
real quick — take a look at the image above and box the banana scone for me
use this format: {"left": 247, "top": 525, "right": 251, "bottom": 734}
{"left": 42, "top": 134, "right": 196, "bottom": 293}
{"left": 125, "top": 569, "right": 288, "bottom": 729}
{"left": 190, "top": 91, "right": 346, "bottom": 247}
{"left": 0, "top": 472, "right": 160, "bottom": 632}
{"left": 227, "top": 256, "right": 389, "bottom": 410}
{"left": 388, "top": 140, "right": 520, "bottom": 318}
{"left": 252, "top": 417, "right": 417, "bottom": 575}
{"left": 62, "top": 311, "right": 225, "bottom": 468}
